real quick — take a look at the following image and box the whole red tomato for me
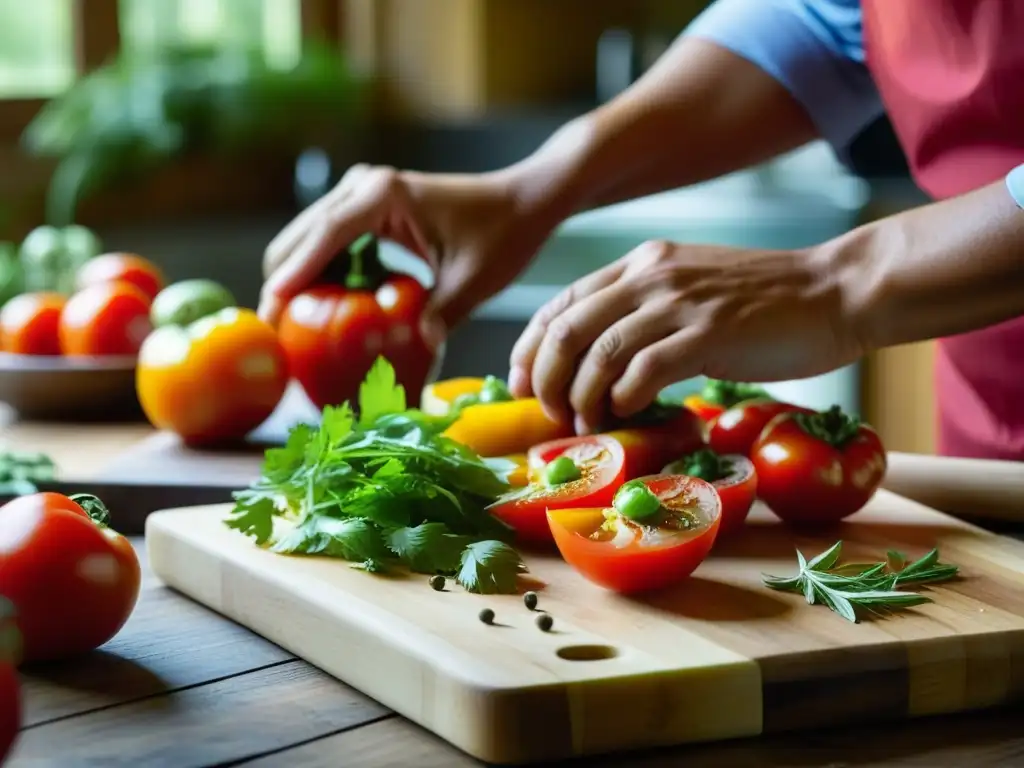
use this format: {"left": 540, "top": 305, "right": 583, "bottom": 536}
{"left": 0, "top": 598, "right": 20, "bottom": 764}
{"left": 59, "top": 282, "right": 153, "bottom": 356}
{"left": 683, "top": 379, "right": 772, "bottom": 423}
{"left": 137, "top": 307, "right": 289, "bottom": 445}
{"left": 707, "top": 398, "right": 812, "bottom": 457}
{"left": 0, "top": 291, "right": 66, "bottom": 355}
{"left": 76, "top": 252, "right": 165, "bottom": 301}
{"left": 278, "top": 235, "right": 435, "bottom": 410}
{"left": 0, "top": 492, "right": 141, "bottom": 663}
{"left": 751, "top": 405, "right": 887, "bottom": 526}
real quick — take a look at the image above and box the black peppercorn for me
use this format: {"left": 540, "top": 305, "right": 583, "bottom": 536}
{"left": 429, "top": 575, "right": 446, "bottom": 591}
{"left": 536, "top": 613, "right": 553, "bottom": 632}
{"left": 479, "top": 608, "right": 496, "bottom": 625}
{"left": 523, "top": 591, "right": 538, "bottom": 611}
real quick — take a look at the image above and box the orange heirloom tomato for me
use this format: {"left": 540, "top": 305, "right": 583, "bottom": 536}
{"left": 136, "top": 307, "right": 289, "bottom": 445}
{"left": 0, "top": 598, "right": 20, "bottom": 763}
{"left": 59, "top": 282, "right": 153, "bottom": 356}
{"left": 442, "top": 398, "right": 573, "bottom": 457}
{"left": 488, "top": 435, "right": 626, "bottom": 546}
{"left": 0, "top": 291, "right": 66, "bottom": 355}
{"left": 0, "top": 492, "right": 141, "bottom": 663}
{"left": 547, "top": 474, "right": 721, "bottom": 594}
{"left": 76, "top": 252, "right": 165, "bottom": 301}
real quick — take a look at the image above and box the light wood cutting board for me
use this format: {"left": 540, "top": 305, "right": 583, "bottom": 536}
{"left": 146, "top": 491, "right": 1024, "bottom": 765}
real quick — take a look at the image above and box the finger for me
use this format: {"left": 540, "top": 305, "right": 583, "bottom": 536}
{"left": 507, "top": 260, "right": 626, "bottom": 398}
{"left": 568, "top": 303, "right": 677, "bottom": 433}
{"left": 262, "top": 164, "right": 372, "bottom": 279}
{"left": 258, "top": 195, "right": 382, "bottom": 325}
{"left": 610, "top": 327, "right": 708, "bottom": 418}
{"left": 530, "top": 282, "right": 638, "bottom": 425}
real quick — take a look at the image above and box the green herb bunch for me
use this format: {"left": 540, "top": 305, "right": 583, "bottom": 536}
{"left": 763, "top": 540, "right": 960, "bottom": 623}
{"left": 225, "top": 357, "right": 527, "bottom": 594}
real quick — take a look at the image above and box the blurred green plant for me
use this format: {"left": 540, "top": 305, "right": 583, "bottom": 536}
{"left": 21, "top": 42, "right": 369, "bottom": 227}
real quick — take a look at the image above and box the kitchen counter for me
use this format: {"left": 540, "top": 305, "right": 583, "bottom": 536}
{"left": 4, "top": 419, "right": 1024, "bottom": 767}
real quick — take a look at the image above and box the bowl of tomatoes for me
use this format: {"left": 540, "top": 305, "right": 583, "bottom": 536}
{"left": 0, "top": 250, "right": 165, "bottom": 421}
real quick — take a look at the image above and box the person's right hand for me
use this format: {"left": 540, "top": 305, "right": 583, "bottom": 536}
{"left": 259, "top": 164, "right": 557, "bottom": 349}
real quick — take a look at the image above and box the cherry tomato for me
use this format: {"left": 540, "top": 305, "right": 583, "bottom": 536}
{"left": 76, "top": 252, "right": 165, "bottom": 301}
{"left": 0, "top": 493, "right": 141, "bottom": 663}
{"left": 0, "top": 598, "right": 20, "bottom": 764}
{"left": 0, "top": 291, "right": 65, "bottom": 355}
{"left": 683, "top": 379, "right": 772, "bottom": 423}
{"left": 488, "top": 435, "right": 626, "bottom": 546}
{"left": 59, "top": 282, "right": 153, "bottom": 357}
{"left": 751, "top": 405, "right": 887, "bottom": 525}
{"left": 707, "top": 398, "right": 813, "bottom": 457}
{"left": 663, "top": 449, "right": 757, "bottom": 537}
{"left": 547, "top": 474, "right": 721, "bottom": 594}
{"left": 137, "top": 307, "right": 289, "bottom": 445}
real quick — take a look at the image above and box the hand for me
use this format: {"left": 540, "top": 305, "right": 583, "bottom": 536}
{"left": 259, "top": 164, "right": 557, "bottom": 346}
{"left": 508, "top": 239, "right": 865, "bottom": 433}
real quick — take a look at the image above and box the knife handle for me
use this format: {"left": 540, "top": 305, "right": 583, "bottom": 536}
{"left": 881, "top": 451, "right": 1024, "bottom": 523}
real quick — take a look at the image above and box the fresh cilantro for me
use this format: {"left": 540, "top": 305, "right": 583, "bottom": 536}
{"left": 0, "top": 450, "right": 56, "bottom": 496}
{"left": 457, "top": 540, "right": 527, "bottom": 595}
{"left": 388, "top": 523, "right": 470, "bottom": 575}
{"left": 224, "top": 356, "right": 529, "bottom": 594}
{"left": 358, "top": 356, "right": 407, "bottom": 426}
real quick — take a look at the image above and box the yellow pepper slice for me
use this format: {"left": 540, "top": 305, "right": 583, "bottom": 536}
{"left": 441, "top": 398, "right": 573, "bottom": 457}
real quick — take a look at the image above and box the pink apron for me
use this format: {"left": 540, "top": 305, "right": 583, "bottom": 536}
{"left": 861, "top": 1, "right": 1024, "bottom": 459}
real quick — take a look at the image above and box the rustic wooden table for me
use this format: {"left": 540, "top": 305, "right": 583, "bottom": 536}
{"left": 4, "top": 413, "right": 1024, "bottom": 767}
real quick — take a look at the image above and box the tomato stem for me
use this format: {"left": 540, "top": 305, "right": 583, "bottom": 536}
{"left": 701, "top": 379, "right": 772, "bottom": 408}
{"left": 793, "top": 405, "right": 862, "bottom": 449}
{"left": 344, "top": 233, "right": 389, "bottom": 291}
{"left": 671, "top": 448, "right": 732, "bottom": 483}
{"left": 69, "top": 493, "right": 111, "bottom": 527}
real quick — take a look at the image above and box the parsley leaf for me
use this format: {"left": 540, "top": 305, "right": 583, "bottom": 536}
{"left": 457, "top": 540, "right": 527, "bottom": 594}
{"left": 224, "top": 356, "right": 528, "bottom": 594}
{"left": 388, "top": 523, "right": 470, "bottom": 575}
{"left": 359, "top": 356, "right": 407, "bottom": 426}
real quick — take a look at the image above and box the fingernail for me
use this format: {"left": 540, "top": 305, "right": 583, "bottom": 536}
{"left": 573, "top": 414, "right": 592, "bottom": 436}
{"left": 257, "top": 296, "right": 280, "bottom": 326}
{"left": 508, "top": 366, "right": 529, "bottom": 396}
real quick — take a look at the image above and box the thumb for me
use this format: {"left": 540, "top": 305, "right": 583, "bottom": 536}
{"left": 418, "top": 254, "right": 495, "bottom": 351}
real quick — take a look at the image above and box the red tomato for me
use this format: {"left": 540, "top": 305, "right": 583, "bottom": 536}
{"left": 76, "top": 252, "right": 165, "bottom": 301}
{"left": 683, "top": 395, "right": 726, "bottom": 423}
{"left": 663, "top": 449, "right": 757, "bottom": 537}
{"left": 489, "top": 435, "right": 626, "bottom": 546}
{"left": 0, "top": 493, "right": 141, "bottom": 663}
{"left": 0, "top": 292, "right": 66, "bottom": 355}
{"left": 683, "top": 380, "right": 773, "bottom": 424}
{"left": 59, "top": 282, "right": 153, "bottom": 356}
{"left": 602, "top": 405, "right": 706, "bottom": 479}
{"left": 547, "top": 474, "right": 721, "bottom": 594}
{"left": 751, "top": 405, "right": 887, "bottom": 525}
{"left": 0, "top": 598, "right": 20, "bottom": 764}
{"left": 136, "top": 307, "right": 289, "bottom": 445}
{"left": 278, "top": 275, "right": 435, "bottom": 411}
{"left": 707, "top": 398, "right": 812, "bottom": 457}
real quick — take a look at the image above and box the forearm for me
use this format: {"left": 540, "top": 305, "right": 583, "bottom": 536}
{"left": 830, "top": 179, "right": 1024, "bottom": 349}
{"left": 502, "top": 36, "right": 817, "bottom": 219}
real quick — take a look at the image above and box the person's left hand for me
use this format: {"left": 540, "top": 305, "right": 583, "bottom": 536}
{"left": 507, "top": 239, "right": 866, "bottom": 433}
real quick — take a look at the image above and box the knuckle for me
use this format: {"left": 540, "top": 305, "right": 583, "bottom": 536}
{"left": 590, "top": 326, "right": 625, "bottom": 367}
{"left": 637, "top": 239, "right": 674, "bottom": 265}
{"left": 545, "top": 316, "right": 578, "bottom": 352}
{"left": 631, "top": 348, "right": 667, "bottom": 382}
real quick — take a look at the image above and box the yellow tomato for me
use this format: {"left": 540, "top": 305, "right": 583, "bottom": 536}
{"left": 136, "top": 307, "right": 289, "bottom": 445}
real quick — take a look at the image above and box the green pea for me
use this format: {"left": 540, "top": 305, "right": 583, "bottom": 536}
{"left": 544, "top": 456, "right": 581, "bottom": 486}
{"left": 613, "top": 480, "right": 662, "bottom": 521}
{"left": 477, "top": 375, "right": 512, "bottom": 404}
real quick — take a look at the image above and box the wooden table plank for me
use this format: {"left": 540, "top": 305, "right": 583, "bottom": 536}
{"left": 8, "top": 524, "right": 1024, "bottom": 765}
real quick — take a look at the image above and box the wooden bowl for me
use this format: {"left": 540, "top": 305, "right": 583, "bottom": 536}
{"left": 0, "top": 353, "right": 144, "bottom": 422}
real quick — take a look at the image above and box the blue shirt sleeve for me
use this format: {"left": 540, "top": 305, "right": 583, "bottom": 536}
{"left": 684, "top": 0, "right": 884, "bottom": 163}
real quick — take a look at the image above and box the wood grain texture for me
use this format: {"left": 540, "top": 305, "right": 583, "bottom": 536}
{"left": 10, "top": 540, "right": 1024, "bottom": 767}
{"left": 145, "top": 491, "right": 1024, "bottom": 765}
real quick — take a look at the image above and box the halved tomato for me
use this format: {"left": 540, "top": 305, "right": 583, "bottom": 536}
{"left": 547, "top": 474, "right": 721, "bottom": 594}
{"left": 488, "top": 435, "right": 626, "bottom": 546}
{"left": 663, "top": 449, "right": 757, "bottom": 537}
{"left": 707, "top": 398, "right": 812, "bottom": 458}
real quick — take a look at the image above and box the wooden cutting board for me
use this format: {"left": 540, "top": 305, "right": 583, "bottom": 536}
{"left": 146, "top": 491, "right": 1024, "bottom": 765}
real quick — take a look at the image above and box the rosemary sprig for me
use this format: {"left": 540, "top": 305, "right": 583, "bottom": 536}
{"left": 762, "top": 541, "right": 960, "bottom": 624}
